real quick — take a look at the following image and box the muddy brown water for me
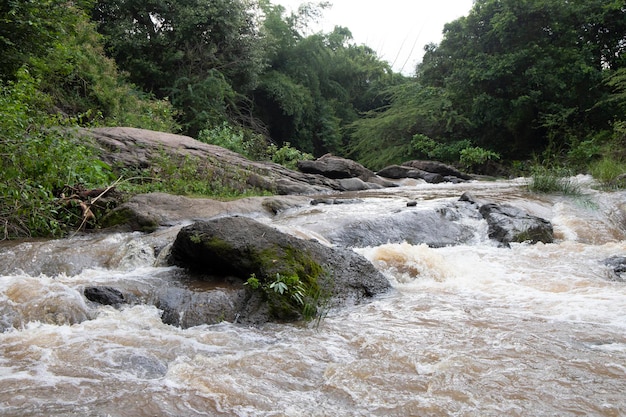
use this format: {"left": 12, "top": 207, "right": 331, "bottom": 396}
{"left": 1, "top": 176, "right": 625, "bottom": 416}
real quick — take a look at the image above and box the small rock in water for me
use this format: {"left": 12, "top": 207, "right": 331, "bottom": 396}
{"left": 602, "top": 256, "right": 626, "bottom": 282}
{"left": 406, "top": 201, "right": 418, "bottom": 207}
{"left": 84, "top": 286, "right": 126, "bottom": 306}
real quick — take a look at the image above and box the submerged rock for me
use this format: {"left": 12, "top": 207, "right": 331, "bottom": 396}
{"left": 168, "top": 216, "right": 391, "bottom": 324}
{"left": 323, "top": 203, "right": 481, "bottom": 248}
{"left": 602, "top": 256, "right": 626, "bottom": 282}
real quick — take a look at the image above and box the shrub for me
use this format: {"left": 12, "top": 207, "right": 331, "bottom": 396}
{"left": 411, "top": 134, "right": 471, "bottom": 163}
{"left": 268, "top": 142, "right": 314, "bottom": 170}
{"left": 528, "top": 165, "right": 580, "bottom": 195}
{"left": 0, "top": 70, "right": 114, "bottom": 238}
{"left": 459, "top": 146, "right": 501, "bottom": 171}
{"left": 197, "top": 122, "right": 268, "bottom": 160}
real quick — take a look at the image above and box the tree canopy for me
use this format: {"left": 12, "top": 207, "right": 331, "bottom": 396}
{"left": 350, "top": 0, "right": 626, "bottom": 169}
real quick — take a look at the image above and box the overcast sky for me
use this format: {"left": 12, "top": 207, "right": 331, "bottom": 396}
{"left": 273, "top": 0, "right": 474, "bottom": 75}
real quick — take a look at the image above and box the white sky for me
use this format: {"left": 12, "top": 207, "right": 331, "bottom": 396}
{"left": 273, "top": 0, "right": 474, "bottom": 75}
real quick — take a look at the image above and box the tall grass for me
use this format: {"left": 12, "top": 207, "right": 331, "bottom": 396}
{"left": 528, "top": 166, "right": 581, "bottom": 195}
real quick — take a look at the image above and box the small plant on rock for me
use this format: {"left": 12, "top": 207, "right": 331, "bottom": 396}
{"left": 245, "top": 272, "right": 326, "bottom": 321}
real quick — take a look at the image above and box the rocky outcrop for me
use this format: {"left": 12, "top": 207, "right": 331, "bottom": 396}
{"left": 101, "top": 192, "right": 311, "bottom": 232}
{"left": 297, "top": 154, "right": 396, "bottom": 189}
{"left": 297, "top": 153, "right": 375, "bottom": 179}
{"left": 86, "top": 127, "right": 348, "bottom": 195}
{"left": 167, "top": 216, "right": 391, "bottom": 325}
{"left": 478, "top": 203, "right": 554, "bottom": 245}
{"left": 402, "top": 160, "right": 472, "bottom": 181}
{"left": 376, "top": 165, "right": 445, "bottom": 184}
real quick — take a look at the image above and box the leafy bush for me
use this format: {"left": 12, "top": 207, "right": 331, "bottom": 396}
{"left": 268, "top": 142, "right": 314, "bottom": 170}
{"left": 26, "top": 7, "right": 179, "bottom": 132}
{"left": 411, "top": 134, "right": 471, "bottom": 163}
{"left": 198, "top": 122, "right": 268, "bottom": 160}
{"left": 459, "top": 146, "right": 501, "bottom": 171}
{"left": 0, "top": 70, "right": 114, "bottom": 238}
{"left": 528, "top": 165, "right": 580, "bottom": 195}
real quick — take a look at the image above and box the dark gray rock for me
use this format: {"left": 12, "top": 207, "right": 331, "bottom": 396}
{"left": 402, "top": 160, "right": 471, "bottom": 180}
{"left": 297, "top": 154, "right": 376, "bottom": 180}
{"left": 168, "top": 216, "right": 391, "bottom": 324}
{"left": 323, "top": 203, "right": 482, "bottom": 248}
{"left": 479, "top": 203, "right": 553, "bottom": 245}
{"left": 377, "top": 165, "right": 445, "bottom": 184}
{"left": 84, "top": 286, "right": 127, "bottom": 306}
{"left": 602, "top": 256, "right": 626, "bottom": 282}
{"left": 156, "top": 286, "right": 252, "bottom": 327}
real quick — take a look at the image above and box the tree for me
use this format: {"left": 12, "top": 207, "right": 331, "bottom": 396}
{"left": 351, "top": 0, "right": 626, "bottom": 170}
{"left": 0, "top": 0, "right": 95, "bottom": 80}
{"left": 92, "top": 0, "right": 264, "bottom": 136}
{"left": 417, "top": 0, "right": 626, "bottom": 158}
{"left": 253, "top": 2, "right": 398, "bottom": 156}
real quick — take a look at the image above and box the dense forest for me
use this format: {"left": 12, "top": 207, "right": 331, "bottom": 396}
{"left": 1, "top": 0, "right": 626, "bottom": 237}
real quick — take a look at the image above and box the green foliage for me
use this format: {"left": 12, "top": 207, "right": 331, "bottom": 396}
{"left": 417, "top": 0, "right": 625, "bottom": 158}
{"left": 117, "top": 150, "right": 268, "bottom": 199}
{"left": 0, "top": 70, "right": 114, "bottom": 238}
{"left": 268, "top": 142, "right": 314, "bottom": 170}
{"left": 528, "top": 165, "right": 580, "bottom": 195}
{"left": 585, "top": 122, "right": 626, "bottom": 187}
{"left": 198, "top": 122, "right": 268, "bottom": 161}
{"left": 255, "top": 4, "right": 398, "bottom": 157}
{"left": 198, "top": 123, "right": 314, "bottom": 170}
{"left": 349, "top": 83, "right": 470, "bottom": 169}
{"left": 245, "top": 272, "right": 323, "bottom": 321}
{"left": 93, "top": 0, "right": 264, "bottom": 136}
{"left": 412, "top": 134, "right": 472, "bottom": 163}
{"left": 589, "top": 157, "right": 626, "bottom": 188}
{"left": 459, "top": 146, "right": 501, "bottom": 171}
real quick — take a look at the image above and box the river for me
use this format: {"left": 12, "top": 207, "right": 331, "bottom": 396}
{"left": 1, "top": 177, "right": 625, "bottom": 416}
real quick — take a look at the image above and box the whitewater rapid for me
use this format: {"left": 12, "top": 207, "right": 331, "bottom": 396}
{"left": 1, "top": 177, "right": 625, "bottom": 416}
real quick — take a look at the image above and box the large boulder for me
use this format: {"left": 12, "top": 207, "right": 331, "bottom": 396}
{"left": 479, "top": 203, "right": 554, "bottom": 245}
{"left": 377, "top": 165, "right": 445, "bottom": 184}
{"left": 402, "top": 160, "right": 472, "bottom": 181}
{"left": 85, "top": 127, "right": 351, "bottom": 196}
{"left": 101, "top": 192, "right": 310, "bottom": 231}
{"left": 317, "top": 202, "right": 482, "bottom": 248}
{"left": 168, "top": 216, "right": 391, "bottom": 324}
{"left": 297, "top": 154, "right": 376, "bottom": 180}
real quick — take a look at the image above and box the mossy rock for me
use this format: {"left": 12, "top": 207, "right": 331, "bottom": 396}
{"left": 168, "top": 216, "right": 391, "bottom": 323}
{"left": 100, "top": 206, "right": 160, "bottom": 232}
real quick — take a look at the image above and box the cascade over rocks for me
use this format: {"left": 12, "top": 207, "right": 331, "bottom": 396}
{"left": 167, "top": 216, "right": 391, "bottom": 325}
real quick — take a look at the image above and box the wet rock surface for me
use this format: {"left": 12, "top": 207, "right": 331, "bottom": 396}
{"left": 167, "top": 216, "right": 391, "bottom": 325}
{"left": 602, "top": 256, "right": 626, "bottom": 282}
{"left": 478, "top": 202, "right": 554, "bottom": 245}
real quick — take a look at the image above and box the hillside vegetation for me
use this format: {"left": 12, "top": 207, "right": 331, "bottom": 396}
{"left": 1, "top": 0, "right": 625, "bottom": 238}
